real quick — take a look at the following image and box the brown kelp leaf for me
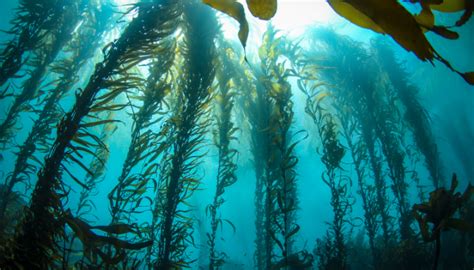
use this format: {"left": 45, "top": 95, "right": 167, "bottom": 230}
{"left": 429, "top": 0, "right": 466, "bottom": 12}
{"left": 327, "top": 0, "right": 383, "bottom": 33}
{"left": 462, "top": 72, "right": 474, "bottom": 85}
{"left": 329, "top": 0, "right": 435, "bottom": 61}
{"left": 412, "top": 0, "right": 473, "bottom": 26}
{"left": 91, "top": 223, "right": 140, "bottom": 235}
{"left": 415, "top": 7, "right": 459, "bottom": 39}
{"left": 430, "top": 25, "right": 459, "bottom": 39}
{"left": 246, "top": 0, "right": 277, "bottom": 20}
{"left": 415, "top": 5, "right": 435, "bottom": 30}
{"left": 203, "top": 0, "right": 249, "bottom": 48}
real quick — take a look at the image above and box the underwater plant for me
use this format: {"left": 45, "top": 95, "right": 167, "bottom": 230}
{"left": 0, "top": 0, "right": 78, "bottom": 88}
{"left": 304, "top": 90, "right": 351, "bottom": 270}
{"left": 207, "top": 40, "right": 239, "bottom": 270}
{"left": 413, "top": 173, "right": 474, "bottom": 270}
{"left": 0, "top": 2, "right": 114, "bottom": 235}
{"left": 338, "top": 106, "right": 381, "bottom": 269}
{"left": 371, "top": 38, "right": 445, "bottom": 189}
{"left": 0, "top": 0, "right": 85, "bottom": 149}
{"left": 63, "top": 117, "right": 114, "bottom": 267}
{"left": 108, "top": 10, "right": 178, "bottom": 246}
{"left": 151, "top": 2, "right": 218, "bottom": 268}
{"left": 241, "top": 25, "right": 310, "bottom": 269}
{"left": 0, "top": 1, "right": 180, "bottom": 267}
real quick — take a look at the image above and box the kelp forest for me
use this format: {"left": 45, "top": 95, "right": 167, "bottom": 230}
{"left": 0, "top": 0, "right": 473, "bottom": 269}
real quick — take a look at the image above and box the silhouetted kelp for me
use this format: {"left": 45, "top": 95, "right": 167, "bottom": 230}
{"left": 242, "top": 26, "right": 311, "bottom": 270}
{"left": 371, "top": 38, "right": 445, "bottom": 189}
{"left": 63, "top": 116, "right": 115, "bottom": 268}
{"left": 0, "top": 0, "right": 85, "bottom": 149}
{"left": 0, "top": 2, "right": 114, "bottom": 236}
{"left": 206, "top": 39, "right": 239, "bottom": 270}
{"left": 0, "top": 1, "right": 472, "bottom": 269}
{"left": 0, "top": 0, "right": 180, "bottom": 268}
{"left": 0, "top": 0, "right": 79, "bottom": 89}
{"left": 151, "top": 2, "right": 218, "bottom": 268}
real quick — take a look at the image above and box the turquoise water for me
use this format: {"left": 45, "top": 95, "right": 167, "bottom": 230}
{"left": 0, "top": 0, "right": 473, "bottom": 269}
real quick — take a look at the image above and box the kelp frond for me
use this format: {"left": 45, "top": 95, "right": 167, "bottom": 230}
{"left": 152, "top": 2, "right": 219, "bottom": 268}
{"left": 1, "top": 1, "right": 181, "bottom": 268}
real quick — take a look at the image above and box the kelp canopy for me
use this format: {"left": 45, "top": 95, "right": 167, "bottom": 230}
{"left": 0, "top": 0, "right": 473, "bottom": 269}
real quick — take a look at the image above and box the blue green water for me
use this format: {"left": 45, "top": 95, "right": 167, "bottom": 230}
{"left": 0, "top": 1, "right": 473, "bottom": 269}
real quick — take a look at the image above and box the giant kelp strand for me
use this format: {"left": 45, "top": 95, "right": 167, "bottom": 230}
{"left": 338, "top": 107, "right": 380, "bottom": 269}
{"left": 108, "top": 26, "right": 178, "bottom": 269}
{"left": 64, "top": 118, "right": 114, "bottom": 268}
{"left": 257, "top": 25, "right": 311, "bottom": 269}
{"left": 207, "top": 40, "right": 239, "bottom": 270}
{"left": 303, "top": 90, "right": 351, "bottom": 270}
{"left": 0, "top": 0, "right": 72, "bottom": 89}
{"left": 238, "top": 61, "right": 269, "bottom": 269}
{"left": 152, "top": 2, "right": 218, "bottom": 268}
{"left": 108, "top": 19, "right": 178, "bottom": 230}
{"left": 371, "top": 38, "right": 445, "bottom": 189}
{"left": 0, "top": 0, "right": 84, "bottom": 149}
{"left": 304, "top": 28, "right": 392, "bottom": 244}
{"left": 246, "top": 73, "right": 271, "bottom": 270}
{"left": 0, "top": 1, "right": 179, "bottom": 268}
{"left": 0, "top": 2, "right": 114, "bottom": 235}
{"left": 293, "top": 45, "right": 379, "bottom": 268}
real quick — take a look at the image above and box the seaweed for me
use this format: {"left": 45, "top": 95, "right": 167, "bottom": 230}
{"left": 305, "top": 95, "right": 351, "bottom": 270}
{"left": 371, "top": 38, "right": 445, "bottom": 189}
{"left": 0, "top": 0, "right": 75, "bottom": 88}
{"left": 0, "top": 0, "right": 84, "bottom": 149}
{"left": 63, "top": 116, "right": 115, "bottom": 268}
{"left": 207, "top": 40, "right": 239, "bottom": 270}
{"left": 151, "top": 2, "right": 219, "bottom": 268}
{"left": 0, "top": 2, "right": 113, "bottom": 235}
{"left": 338, "top": 107, "right": 381, "bottom": 269}
{"left": 413, "top": 174, "right": 474, "bottom": 270}
{"left": 0, "top": 1, "right": 181, "bottom": 268}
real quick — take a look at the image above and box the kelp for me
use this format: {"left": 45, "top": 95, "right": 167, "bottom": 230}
{"left": 242, "top": 62, "right": 270, "bottom": 269}
{"left": 371, "top": 38, "right": 445, "bottom": 189}
{"left": 413, "top": 173, "right": 474, "bottom": 270}
{"left": 336, "top": 104, "right": 380, "bottom": 269}
{"left": 302, "top": 28, "right": 393, "bottom": 244}
{"left": 0, "top": 2, "right": 113, "bottom": 235}
{"left": 0, "top": 0, "right": 84, "bottom": 149}
{"left": 207, "top": 40, "right": 239, "bottom": 270}
{"left": 205, "top": 0, "right": 474, "bottom": 85}
{"left": 258, "top": 26, "right": 308, "bottom": 269}
{"left": 326, "top": 0, "right": 474, "bottom": 85}
{"left": 152, "top": 2, "right": 218, "bottom": 268}
{"left": 0, "top": 0, "right": 74, "bottom": 88}
{"left": 108, "top": 4, "right": 178, "bottom": 238}
{"left": 109, "top": 18, "right": 179, "bottom": 269}
{"left": 304, "top": 92, "right": 351, "bottom": 270}
{"left": 64, "top": 117, "right": 114, "bottom": 268}
{"left": 0, "top": 1, "right": 180, "bottom": 268}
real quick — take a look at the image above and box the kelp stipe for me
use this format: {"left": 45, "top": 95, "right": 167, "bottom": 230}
{"left": 245, "top": 69, "right": 271, "bottom": 270}
{"left": 258, "top": 26, "right": 310, "bottom": 269}
{"left": 207, "top": 40, "right": 239, "bottom": 270}
{"left": 302, "top": 28, "right": 393, "bottom": 245}
{"left": 152, "top": 2, "right": 218, "bottom": 268}
{"left": 109, "top": 13, "right": 179, "bottom": 268}
{"left": 0, "top": 0, "right": 84, "bottom": 149}
{"left": 371, "top": 38, "right": 445, "bottom": 189}
{"left": 304, "top": 94, "right": 351, "bottom": 270}
{"left": 0, "top": 0, "right": 73, "bottom": 89}
{"left": 0, "top": 1, "right": 180, "bottom": 268}
{"left": 63, "top": 117, "right": 115, "bottom": 268}
{"left": 0, "top": 1, "right": 114, "bottom": 235}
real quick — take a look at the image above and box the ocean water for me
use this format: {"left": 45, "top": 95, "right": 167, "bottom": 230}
{"left": 0, "top": 0, "right": 473, "bottom": 269}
